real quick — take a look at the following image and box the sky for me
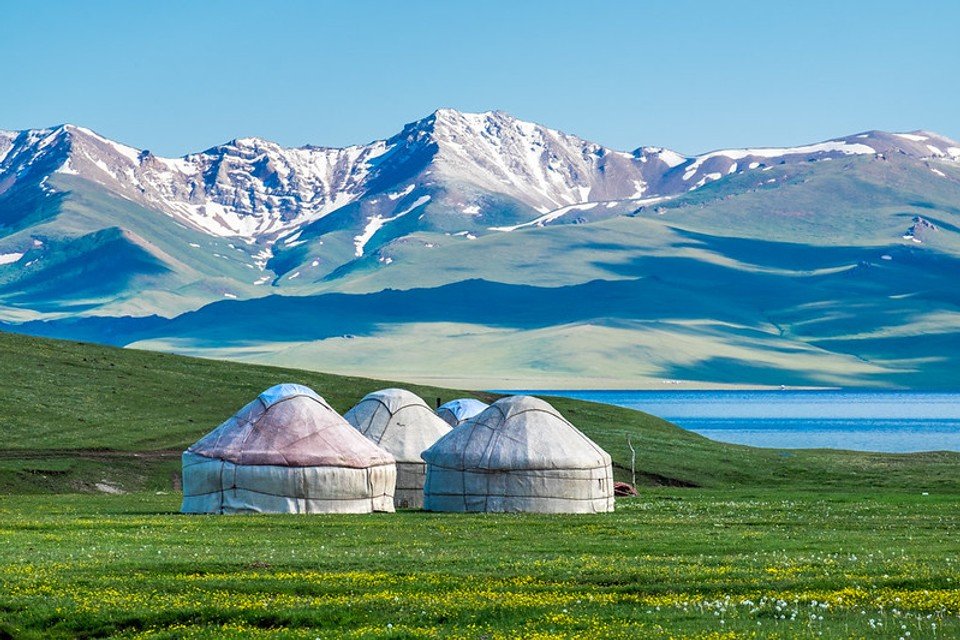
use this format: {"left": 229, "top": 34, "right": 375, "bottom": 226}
{"left": 1, "top": 1, "right": 957, "bottom": 157}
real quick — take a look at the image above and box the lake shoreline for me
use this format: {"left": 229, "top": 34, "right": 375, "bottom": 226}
{"left": 504, "top": 389, "right": 960, "bottom": 454}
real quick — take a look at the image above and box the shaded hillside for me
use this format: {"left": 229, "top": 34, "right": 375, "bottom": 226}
{"left": 8, "top": 217, "right": 960, "bottom": 388}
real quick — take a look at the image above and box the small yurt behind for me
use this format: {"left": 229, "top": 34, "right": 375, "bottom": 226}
{"left": 344, "top": 388, "right": 451, "bottom": 508}
{"left": 436, "top": 398, "right": 489, "bottom": 428}
{"left": 181, "top": 383, "right": 397, "bottom": 514}
{"left": 422, "top": 395, "right": 614, "bottom": 514}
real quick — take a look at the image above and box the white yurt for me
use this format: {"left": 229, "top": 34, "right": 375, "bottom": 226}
{"left": 344, "top": 388, "right": 451, "bottom": 509}
{"left": 422, "top": 395, "right": 614, "bottom": 514}
{"left": 181, "top": 383, "right": 397, "bottom": 514}
{"left": 436, "top": 398, "right": 489, "bottom": 428}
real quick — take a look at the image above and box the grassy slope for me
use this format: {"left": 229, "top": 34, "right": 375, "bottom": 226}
{"left": 147, "top": 319, "right": 895, "bottom": 391}
{"left": 2, "top": 330, "right": 959, "bottom": 494}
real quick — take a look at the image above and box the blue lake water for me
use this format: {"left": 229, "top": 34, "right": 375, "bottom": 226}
{"left": 508, "top": 391, "right": 960, "bottom": 453}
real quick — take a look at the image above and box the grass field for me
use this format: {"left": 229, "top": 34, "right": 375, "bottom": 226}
{"left": 1, "top": 331, "right": 959, "bottom": 638}
{"left": 2, "top": 491, "right": 957, "bottom": 639}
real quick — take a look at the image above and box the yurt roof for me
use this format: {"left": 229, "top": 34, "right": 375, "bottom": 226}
{"left": 437, "top": 398, "right": 489, "bottom": 424}
{"left": 354, "top": 388, "right": 428, "bottom": 414}
{"left": 344, "top": 388, "right": 451, "bottom": 462}
{"left": 187, "top": 384, "right": 395, "bottom": 469}
{"left": 422, "top": 395, "right": 610, "bottom": 471}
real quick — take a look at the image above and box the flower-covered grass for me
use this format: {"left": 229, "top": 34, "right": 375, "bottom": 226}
{"left": 1, "top": 490, "right": 956, "bottom": 638}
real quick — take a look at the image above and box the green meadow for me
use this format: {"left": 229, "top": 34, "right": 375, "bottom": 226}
{"left": 0, "top": 331, "right": 958, "bottom": 638}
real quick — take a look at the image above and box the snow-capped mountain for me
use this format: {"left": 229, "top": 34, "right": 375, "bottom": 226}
{"left": 651, "top": 130, "right": 960, "bottom": 194}
{"left": 5, "top": 109, "right": 956, "bottom": 246}
{"left": 3, "top": 110, "right": 669, "bottom": 240}
{"left": 1, "top": 108, "right": 959, "bottom": 320}
{"left": 1, "top": 124, "right": 391, "bottom": 238}
{"left": 401, "top": 109, "right": 653, "bottom": 211}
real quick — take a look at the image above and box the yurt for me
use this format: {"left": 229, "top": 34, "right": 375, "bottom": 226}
{"left": 181, "top": 383, "right": 397, "bottom": 514}
{"left": 344, "top": 388, "right": 451, "bottom": 508}
{"left": 436, "top": 398, "right": 489, "bottom": 428}
{"left": 422, "top": 395, "right": 614, "bottom": 514}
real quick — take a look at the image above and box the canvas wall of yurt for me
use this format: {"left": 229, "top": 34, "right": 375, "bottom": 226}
{"left": 422, "top": 395, "right": 614, "bottom": 514}
{"left": 181, "top": 383, "right": 397, "bottom": 514}
{"left": 436, "top": 398, "right": 489, "bottom": 428}
{"left": 344, "top": 388, "right": 451, "bottom": 509}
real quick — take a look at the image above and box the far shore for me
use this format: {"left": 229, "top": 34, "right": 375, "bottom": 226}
{"left": 344, "top": 375, "right": 843, "bottom": 393}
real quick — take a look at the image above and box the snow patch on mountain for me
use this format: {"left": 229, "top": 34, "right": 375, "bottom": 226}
{"left": 685, "top": 140, "right": 876, "bottom": 174}
{"left": 387, "top": 184, "right": 415, "bottom": 200}
{"left": 492, "top": 195, "right": 672, "bottom": 232}
{"left": 689, "top": 173, "right": 723, "bottom": 190}
{"left": 252, "top": 246, "right": 273, "bottom": 270}
{"left": 0, "top": 252, "right": 24, "bottom": 265}
{"left": 490, "top": 202, "right": 600, "bottom": 232}
{"left": 58, "top": 157, "right": 79, "bottom": 175}
{"left": 658, "top": 149, "right": 688, "bottom": 168}
{"left": 353, "top": 195, "right": 431, "bottom": 257}
{"left": 0, "top": 130, "right": 16, "bottom": 164}
{"left": 894, "top": 133, "right": 929, "bottom": 142}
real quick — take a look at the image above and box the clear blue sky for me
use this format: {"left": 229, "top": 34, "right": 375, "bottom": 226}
{"left": 1, "top": 1, "right": 956, "bottom": 156}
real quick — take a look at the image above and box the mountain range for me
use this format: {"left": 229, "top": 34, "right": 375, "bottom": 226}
{"left": 2, "top": 109, "right": 959, "bottom": 388}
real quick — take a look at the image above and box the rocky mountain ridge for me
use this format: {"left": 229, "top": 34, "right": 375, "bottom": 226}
{"left": 3, "top": 110, "right": 956, "bottom": 245}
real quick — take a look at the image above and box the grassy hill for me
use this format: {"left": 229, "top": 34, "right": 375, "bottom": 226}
{"left": 3, "top": 331, "right": 959, "bottom": 639}
{"left": 2, "top": 329, "right": 958, "bottom": 495}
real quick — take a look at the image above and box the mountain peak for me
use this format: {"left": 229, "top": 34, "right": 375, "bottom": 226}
{"left": 227, "top": 136, "right": 275, "bottom": 149}
{"left": 402, "top": 108, "right": 508, "bottom": 136}
{"left": 58, "top": 124, "right": 116, "bottom": 143}
{"left": 431, "top": 107, "right": 503, "bottom": 120}
{"left": 3, "top": 113, "right": 958, "bottom": 250}
{"left": 432, "top": 106, "right": 478, "bottom": 120}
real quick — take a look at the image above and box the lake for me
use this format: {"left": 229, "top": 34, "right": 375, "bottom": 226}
{"left": 512, "top": 390, "right": 960, "bottom": 453}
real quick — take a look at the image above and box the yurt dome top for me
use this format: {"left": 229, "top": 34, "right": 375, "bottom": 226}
{"left": 437, "top": 398, "right": 488, "bottom": 426}
{"left": 258, "top": 383, "right": 320, "bottom": 406}
{"left": 344, "top": 388, "right": 450, "bottom": 462}
{"left": 187, "top": 383, "right": 395, "bottom": 469}
{"left": 352, "top": 388, "right": 427, "bottom": 414}
{"left": 422, "top": 395, "right": 610, "bottom": 471}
